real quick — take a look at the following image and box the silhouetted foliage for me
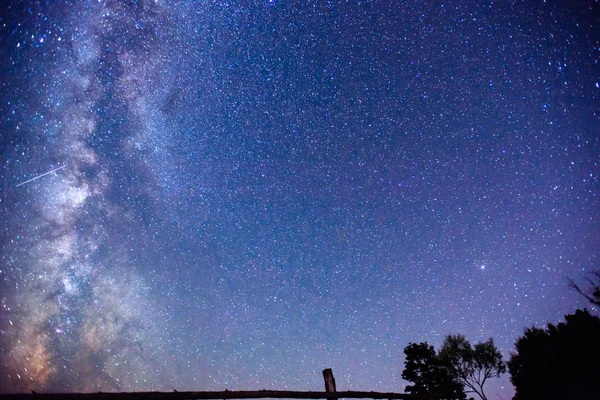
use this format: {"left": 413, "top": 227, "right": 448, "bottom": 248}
{"left": 569, "top": 269, "right": 600, "bottom": 308}
{"left": 508, "top": 309, "right": 600, "bottom": 400}
{"left": 402, "top": 342, "right": 465, "bottom": 399}
{"left": 437, "top": 335, "right": 505, "bottom": 400}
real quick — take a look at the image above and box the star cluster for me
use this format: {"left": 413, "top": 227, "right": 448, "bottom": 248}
{"left": 1, "top": 1, "right": 598, "bottom": 398}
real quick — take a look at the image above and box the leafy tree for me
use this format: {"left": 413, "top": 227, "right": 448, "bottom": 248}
{"left": 438, "top": 335, "right": 506, "bottom": 400}
{"left": 402, "top": 342, "right": 465, "bottom": 399}
{"left": 508, "top": 309, "right": 600, "bottom": 400}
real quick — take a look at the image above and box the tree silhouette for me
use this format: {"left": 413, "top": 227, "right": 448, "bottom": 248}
{"left": 402, "top": 342, "right": 465, "bottom": 399}
{"left": 508, "top": 309, "right": 600, "bottom": 400}
{"left": 437, "top": 335, "right": 505, "bottom": 400}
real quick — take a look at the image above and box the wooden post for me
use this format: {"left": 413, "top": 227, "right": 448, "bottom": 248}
{"left": 322, "top": 368, "right": 336, "bottom": 393}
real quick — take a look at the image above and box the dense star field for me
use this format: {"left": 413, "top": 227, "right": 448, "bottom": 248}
{"left": 0, "top": 0, "right": 598, "bottom": 397}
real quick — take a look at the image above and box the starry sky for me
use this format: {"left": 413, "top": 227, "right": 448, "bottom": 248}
{"left": 0, "top": 0, "right": 598, "bottom": 398}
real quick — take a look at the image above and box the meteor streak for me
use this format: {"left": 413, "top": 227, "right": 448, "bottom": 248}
{"left": 16, "top": 164, "right": 68, "bottom": 187}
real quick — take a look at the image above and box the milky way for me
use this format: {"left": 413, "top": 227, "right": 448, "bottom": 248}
{"left": 1, "top": 1, "right": 599, "bottom": 398}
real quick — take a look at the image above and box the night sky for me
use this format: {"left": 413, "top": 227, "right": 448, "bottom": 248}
{"left": 1, "top": 1, "right": 599, "bottom": 398}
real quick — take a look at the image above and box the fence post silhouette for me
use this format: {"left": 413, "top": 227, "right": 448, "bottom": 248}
{"left": 322, "top": 368, "right": 336, "bottom": 393}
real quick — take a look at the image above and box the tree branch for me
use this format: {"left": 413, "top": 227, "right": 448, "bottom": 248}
{"left": 569, "top": 276, "right": 600, "bottom": 307}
